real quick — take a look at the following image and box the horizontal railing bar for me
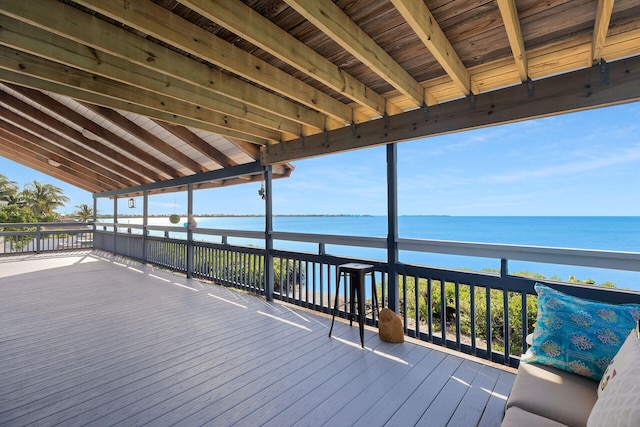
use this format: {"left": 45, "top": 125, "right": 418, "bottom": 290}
{"left": 192, "top": 228, "right": 264, "bottom": 239}
{"left": 397, "top": 237, "right": 640, "bottom": 272}
{"left": 96, "top": 225, "right": 640, "bottom": 271}
{"left": 0, "top": 222, "right": 93, "bottom": 227}
{"left": 271, "top": 231, "right": 387, "bottom": 249}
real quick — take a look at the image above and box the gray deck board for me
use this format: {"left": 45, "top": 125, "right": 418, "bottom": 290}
{"left": 0, "top": 250, "right": 515, "bottom": 426}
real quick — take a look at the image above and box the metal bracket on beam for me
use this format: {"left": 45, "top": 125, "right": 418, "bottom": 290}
{"left": 384, "top": 113, "right": 390, "bottom": 129}
{"left": 422, "top": 103, "right": 428, "bottom": 122}
{"left": 600, "top": 60, "right": 609, "bottom": 83}
{"left": 351, "top": 121, "right": 357, "bottom": 137}
{"left": 527, "top": 78, "right": 535, "bottom": 98}
{"left": 469, "top": 92, "right": 476, "bottom": 109}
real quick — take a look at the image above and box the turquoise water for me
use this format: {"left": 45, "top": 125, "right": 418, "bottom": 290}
{"left": 123, "top": 216, "right": 640, "bottom": 289}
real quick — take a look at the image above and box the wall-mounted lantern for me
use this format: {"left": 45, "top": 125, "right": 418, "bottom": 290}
{"left": 128, "top": 197, "right": 136, "bottom": 209}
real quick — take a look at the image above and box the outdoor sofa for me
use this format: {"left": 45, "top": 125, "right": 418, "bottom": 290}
{"left": 501, "top": 284, "right": 640, "bottom": 427}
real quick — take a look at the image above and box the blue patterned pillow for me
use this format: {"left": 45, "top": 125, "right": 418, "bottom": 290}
{"left": 521, "top": 283, "right": 640, "bottom": 380}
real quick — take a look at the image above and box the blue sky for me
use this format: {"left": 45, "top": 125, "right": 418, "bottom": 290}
{"left": 2, "top": 102, "right": 639, "bottom": 216}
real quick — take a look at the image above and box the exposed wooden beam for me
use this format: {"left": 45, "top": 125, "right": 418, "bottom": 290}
{"left": 497, "top": 0, "right": 529, "bottom": 82}
{"left": 0, "top": 135, "right": 105, "bottom": 193}
{"left": 0, "top": 69, "right": 270, "bottom": 146}
{"left": 390, "top": 0, "right": 472, "bottom": 97}
{"left": 79, "top": 103, "right": 206, "bottom": 175}
{"left": 225, "top": 138, "right": 261, "bottom": 161}
{"left": 0, "top": 90, "right": 153, "bottom": 184}
{"left": 592, "top": 0, "right": 616, "bottom": 65}
{"left": 6, "top": 83, "right": 182, "bottom": 180}
{"left": 178, "top": 0, "right": 400, "bottom": 116}
{"left": 0, "top": 46, "right": 281, "bottom": 143}
{"left": 0, "top": 15, "right": 305, "bottom": 139}
{"left": 262, "top": 56, "right": 640, "bottom": 164}
{"left": 285, "top": 0, "right": 428, "bottom": 108}
{"left": 153, "top": 121, "right": 238, "bottom": 169}
{"left": 0, "top": 126, "right": 121, "bottom": 191}
{"left": 0, "top": 117, "right": 132, "bottom": 189}
{"left": 64, "top": 0, "right": 356, "bottom": 126}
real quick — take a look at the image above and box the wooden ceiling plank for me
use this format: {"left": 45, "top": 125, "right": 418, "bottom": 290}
{"left": 6, "top": 82, "right": 182, "bottom": 180}
{"left": 497, "top": 0, "right": 529, "bottom": 82}
{"left": 262, "top": 55, "right": 640, "bottom": 164}
{"left": 61, "top": 0, "right": 356, "bottom": 126}
{"left": 0, "top": 117, "right": 132, "bottom": 189}
{"left": 0, "top": 15, "right": 304, "bottom": 139}
{"left": 0, "top": 89, "right": 153, "bottom": 184}
{"left": 153, "top": 121, "right": 238, "bottom": 168}
{"left": 285, "top": 0, "right": 424, "bottom": 108}
{"left": 0, "top": 69, "right": 269, "bottom": 146}
{"left": 390, "top": 0, "right": 472, "bottom": 97}
{"left": 2, "top": 0, "right": 339, "bottom": 132}
{"left": 0, "top": 136, "right": 105, "bottom": 193}
{"left": 80, "top": 103, "right": 206, "bottom": 175}
{"left": 0, "top": 126, "right": 122, "bottom": 190}
{"left": 0, "top": 46, "right": 281, "bottom": 143}
{"left": 177, "top": 0, "right": 398, "bottom": 116}
{"left": 592, "top": 0, "right": 616, "bottom": 65}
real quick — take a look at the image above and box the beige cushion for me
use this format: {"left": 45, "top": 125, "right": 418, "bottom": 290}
{"left": 507, "top": 362, "right": 598, "bottom": 427}
{"left": 587, "top": 330, "right": 640, "bottom": 427}
{"left": 502, "top": 406, "right": 568, "bottom": 427}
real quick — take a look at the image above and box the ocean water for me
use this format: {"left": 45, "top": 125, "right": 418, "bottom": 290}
{"left": 125, "top": 216, "right": 640, "bottom": 290}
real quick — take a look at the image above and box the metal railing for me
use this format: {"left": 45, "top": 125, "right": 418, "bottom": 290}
{"left": 9, "top": 221, "right": 640, "bottom": 368}
{"left": 0, "top": 222, "right": 94, "bottom": 255}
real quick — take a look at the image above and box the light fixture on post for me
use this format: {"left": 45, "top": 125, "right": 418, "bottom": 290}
{"left": 128, "top": 197, "right": 135, "bottom": 209}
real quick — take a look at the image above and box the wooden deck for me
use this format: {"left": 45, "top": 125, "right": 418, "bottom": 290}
{"left": 0, "top": 251, "right": 515, "bottom": 426}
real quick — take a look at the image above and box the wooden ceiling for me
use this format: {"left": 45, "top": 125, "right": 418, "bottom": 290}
{"left": 0, "top": 0, "right": 639, "bottom": 196}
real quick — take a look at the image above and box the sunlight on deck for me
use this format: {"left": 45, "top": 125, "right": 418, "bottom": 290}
{"left": 0, "top": 250, "right": 515, "bottom": 426}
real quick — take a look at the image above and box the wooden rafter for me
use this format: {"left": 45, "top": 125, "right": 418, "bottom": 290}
{"left": 0, "top": 0, "right": 327, "bottom": 137}
{"left": 497, "top": 0, "right": 529, "bottom": 82}
{"left": 0, "top": 116, "right": 134, "bottom": 189}
{"left": 592, "top": 0, "right": 616, "bottom": 65}
{"left": 0, "top": 136, "right": 101, "bottom": 193}
{"left": 0, "top": 69, "right": 270, "bottom": 146}
{"left": 390, "top": 0, "right": 471, "bottom": 97}
{"left": 0, "top": 126, "right": 120, "bottom": 191}
{"left": 285, "top": 0, "right": 429, "bottom": 108}
{"left": 67, "top": 0, "right": 356, "bottom": 127}
{"left": 79, "top": 103, "right": 207, "bottom": 175}
{"left": 0, "top": 90, "right": 154, "bottom": 184}
{"left": 178, "top": 0, "right": 400, "bottom": 117}
{"left": 7, "top": 84, "right": 182, "bottom": 180}
{"left": 262, "top": 55, "right": 640, "bottom": 164}
{"left": 0, "top": 46, "right": 281, "bottom": 143}
{"left": 153, "top": 121, "right": 238, "bottom": 169}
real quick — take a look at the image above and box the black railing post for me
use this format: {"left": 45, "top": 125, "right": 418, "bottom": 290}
{"left": 142, "top": 190, "right": 148, "bottom": 262}
{"left": 92, "top": 195, "right": 97, "bottom": 250}
{"left": 35, "top": 223, "right": 41, "bottom": 253}
{"left": 186, "top": 184, "right": 194, "bottom": 278}
{"left": 113, "top": 196, "right": 118, "bottom": 255}
{"left": 386, "top": 143, "right": 399, "bottom": 312}
{"left": 264, "top": 165, "right": 274, "bottom": 300}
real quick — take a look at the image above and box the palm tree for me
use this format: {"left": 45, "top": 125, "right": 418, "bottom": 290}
{"left": 74, "top": 203, "right": 95, "bottom": 222}
{"left": 0, "top": 174, "right": 18, "bottom": 205}
{"left": 21, "top": 181, "right": 70, "bottom": 222}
